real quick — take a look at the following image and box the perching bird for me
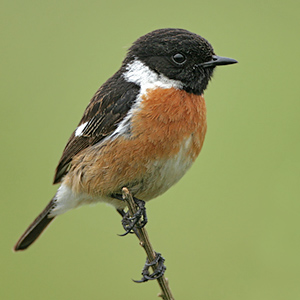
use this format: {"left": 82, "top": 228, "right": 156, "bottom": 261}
{"left": 14, "top": 28, "right": 237, "bottom": 253}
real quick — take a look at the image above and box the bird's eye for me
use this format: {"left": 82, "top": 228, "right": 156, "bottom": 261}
{"left": 172, "top": 53, "right": 186, "bottom": 65}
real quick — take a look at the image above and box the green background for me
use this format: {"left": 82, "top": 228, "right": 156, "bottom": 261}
{"left": 1, "top": 0, "right": 299, "bottom": 299}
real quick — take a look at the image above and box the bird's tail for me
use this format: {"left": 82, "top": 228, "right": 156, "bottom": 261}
{"left": 14, "top": 198, "right": 56, "bottom": 251}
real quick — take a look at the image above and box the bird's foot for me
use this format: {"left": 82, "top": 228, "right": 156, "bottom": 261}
{"left": 120, "top": 197, "right": 147, "bottom": 236}
{"left": 134, "top": 252, "right": 166, "bottom": 283}
{"left": 114, "top": 194, "right": 147, "bottom": 236}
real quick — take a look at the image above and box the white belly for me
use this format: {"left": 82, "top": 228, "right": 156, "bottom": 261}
{"left": 135, "top": 136, "right": 195, "bottom": 200}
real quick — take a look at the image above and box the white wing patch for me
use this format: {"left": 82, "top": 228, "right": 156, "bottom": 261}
{"left": 75, "top": 122, "right": 88, "bottom": 137}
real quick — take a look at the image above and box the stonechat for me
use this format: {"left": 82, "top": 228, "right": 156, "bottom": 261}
{"left": 14, "top": 28, "right": 237, "bottom": 252}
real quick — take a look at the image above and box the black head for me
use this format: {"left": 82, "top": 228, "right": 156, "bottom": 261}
{"left": 123, "top": 28, "right": 237, "bottom": 95}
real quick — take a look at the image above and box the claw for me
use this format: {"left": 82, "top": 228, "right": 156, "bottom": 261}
{"left": 117, "top": 209, "right": 141, "bottom": 238}
{"left": 132, "top": 197, "right": 147, "bottom": 229}
{"left": 116, "top": 196, "right": 147, "bottom": 236}
{"left": 118, "top": 211, "right": 136, "bottom": 236}
{"left": 133, "top": 252, "right": 166, "bottom": 283}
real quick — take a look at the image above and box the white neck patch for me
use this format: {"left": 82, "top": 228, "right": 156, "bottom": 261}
{"left": 110, "top": 59, "right": 183, "bottom": 140}
{"left": 123, "top": 58, "right": 183, "bottom": 95}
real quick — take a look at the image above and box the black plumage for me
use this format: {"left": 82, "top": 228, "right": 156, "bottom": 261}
{"left": 54, "top": 72, "right": 140, "bottom": 184}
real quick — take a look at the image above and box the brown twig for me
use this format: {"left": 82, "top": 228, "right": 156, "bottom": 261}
{"left": 122, "top": 187, "right": 175, "bottom": 300}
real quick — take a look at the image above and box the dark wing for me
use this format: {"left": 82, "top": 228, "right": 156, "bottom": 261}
{"left": 53, "top": 72, "right": 140, "bottom": 184}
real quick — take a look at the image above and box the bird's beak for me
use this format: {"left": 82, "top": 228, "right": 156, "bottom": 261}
{"left": 199, "top": 55, "right": 238, "bottom": 68}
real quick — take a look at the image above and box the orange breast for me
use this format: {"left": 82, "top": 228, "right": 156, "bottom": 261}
{"left": 131, "top": 87, "right": 207, "bottom": 160}
{"left": 65, "top": 87, "right": 207, "bottom": 198}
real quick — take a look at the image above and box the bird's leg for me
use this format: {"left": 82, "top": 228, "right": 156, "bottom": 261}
{"left": 116, "top": 189, "right": 167, "bottom": 285}
{"left": 113, "top": 194, "right": 148, "bottom": 236}
{"left": 133, "top": 252, "right": 166, "bottom": 283}
{"left": 117, "top": 208, "right": 166, "bottom": 283}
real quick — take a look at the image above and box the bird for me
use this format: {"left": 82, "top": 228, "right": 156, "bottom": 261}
{"left": 14, "top": 28, "right": 237, "bottom": 253}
